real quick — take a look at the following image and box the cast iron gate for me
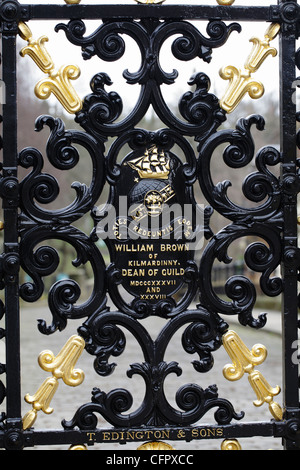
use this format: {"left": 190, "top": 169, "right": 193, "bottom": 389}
{"left": 0, "top": 0, "right": 300, "bottom": 451}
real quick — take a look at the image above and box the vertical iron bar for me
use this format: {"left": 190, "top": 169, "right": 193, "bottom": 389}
{"left": 0, "top": 0, "right": 297, "bottom": 450}
{"left": 279, "top": 0, "right": 300, "bottom": 450}
{"left": 2, "top": 29, "right": 21, "bottom": 422}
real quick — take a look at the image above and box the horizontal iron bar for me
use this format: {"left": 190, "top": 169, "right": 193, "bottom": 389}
{"left": 2, "top": 421, "right": 285, "bottom": 449}
{"left": 25, "top": 4, "right": 274, "bottom": 22}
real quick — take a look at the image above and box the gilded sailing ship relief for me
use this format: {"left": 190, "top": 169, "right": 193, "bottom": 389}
{"left": 95, "top": 144, "right": 201, "bottom": 318}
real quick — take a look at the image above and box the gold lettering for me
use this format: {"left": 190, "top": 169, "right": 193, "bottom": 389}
{"left": 160, "top": 244, "right": 189, "bottom": 252}
{"left": 162, "top": 268, "right": 185, "bottom": 276}
{"left": 122, "top": 269, "right": 145, "bottom": 277}
{"left": 190, "top": 427, "right": 224, "bottom": 440}
{"left": 161, "top": 430, "right": 170, "bottom": 439}
{"left": 115, "top": 244, "right": 154, "bottom": 252}
{"left": 100, "top": 427, "right": 224, "bottom": 443}
{"left": 87, "top": 432, "right": 96, "bottom": 442}
{"left": 148, "top": 269, "right": 159, "bottom": 276}
{"left": 141, "top": 294, "right": 167, "bottom": 300}
{"left": 145, "top": 287, "right": 161, "bottom": 293}
{"left": 127, "top": 260, "right": 178, "bottom": 268}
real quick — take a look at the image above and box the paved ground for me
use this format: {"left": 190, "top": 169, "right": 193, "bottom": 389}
{"left": 14, "top": 304, "right": 284, "bottom": 451}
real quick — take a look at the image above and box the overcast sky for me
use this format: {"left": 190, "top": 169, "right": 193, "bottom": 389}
{"left": 16, "top": 0, "right": 281, "bottom": 117}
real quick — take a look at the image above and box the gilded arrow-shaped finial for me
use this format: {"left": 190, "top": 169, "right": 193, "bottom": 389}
{"left": 222, "top": 330, "right": 283, "bottom": 421}
{"left": 22, "top": 335, "right": 85, "bottom": 430}
{"left": 219, "top": 23, "right": 280, "bottom": 113}
{"left": 18, "top": 22, "right": 83, "bottom": 114}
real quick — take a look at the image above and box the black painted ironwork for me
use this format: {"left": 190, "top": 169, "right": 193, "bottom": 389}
{"left": 0, "top": 0, "right": 299, "bottom": 451}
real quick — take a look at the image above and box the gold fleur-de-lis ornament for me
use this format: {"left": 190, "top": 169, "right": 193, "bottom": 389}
{"left": 222, "top": 330, "right": 283, "bottom": 421}
{"left": 22, "top": 335, "right": 85, "bottom": 430}
{"left": 219, "top": 23, "right": 280, "bottom": 113}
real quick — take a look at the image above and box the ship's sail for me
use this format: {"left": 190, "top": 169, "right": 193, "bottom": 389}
{"left": 127, "top": 146, "right": 170, "bottom": 180}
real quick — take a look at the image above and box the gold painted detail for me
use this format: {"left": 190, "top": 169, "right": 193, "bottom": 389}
{"left": 18, "top": 22, "right": 82, "bottom": 114}
{"left": 135, "top": 0, "right": 166, "bottom": 4}
{"left": 221, "top": 439, "right": 242, "bottom": 450}
{"left": 137, "top": 441, "right": 175, "bottom": 450}
{"left": 64, "top": 0, "right": 81, "bottom": 3}
{"left": 217, "top": 0, "right": 235, "bottom": 4}
{"left": 22, "top": 335, "right": 85, "bottom": 430}
{"left": 97, "top": 427, "right": 223, "bottom": 443}
{"left": 222, "top": 330, "right": 283, "bottom": 421}
{"left": 219, "top": 23, "right": 280, "bottom": 113}
{"left": 128, "top": 146, "right": 170, "bottom": 180}
{"left": 69, "top": 445, "right": 88, "bottom": 450}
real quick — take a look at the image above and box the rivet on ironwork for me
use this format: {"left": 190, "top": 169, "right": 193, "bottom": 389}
{"left": 222, "top": 330, "right": 283, "bottom": 421}
{"left": 22, "top": 335, "right": 85, "bottom": 430}
{"left": 221, "top": 439, "right": 242, "bottom": 450}
{"left": 18, "top": 21, "right": 83, "bottom": 114}
{"left": 219, "top": 23, "right": 280, "bottom": 113}
{"left": 0, "top": 1, "right": 21, "bottom": 22}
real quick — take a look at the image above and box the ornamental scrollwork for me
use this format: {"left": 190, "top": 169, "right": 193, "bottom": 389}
{"left": 62, "top": 380, "right": 243, "bottom": 429}
{"left": 55, "top": 19, "right": 241, "bottom": 73}
{"left": 18, "top": 115, "right": 105, "bottom": 225}
{"left": 197, "top": 114, "right": 282, "bottom": 223}
{"left": 56, "top": 18, "right": 239, "bottom": 139}
{"left": 63, "top": 309, "right": 243, "bottom": 428}
{"left": 19, "top": 224, "right": 107, "bottom": 334}
{"left": 16, "top": 11, "right": 284, "bottom": 442}
{"left": 199, "top": 221, "right": 282, "bottom": 328}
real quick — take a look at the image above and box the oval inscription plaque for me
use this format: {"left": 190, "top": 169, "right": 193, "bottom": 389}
{"left": 96, "top": 144, "right": 203, "bottom": 318}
